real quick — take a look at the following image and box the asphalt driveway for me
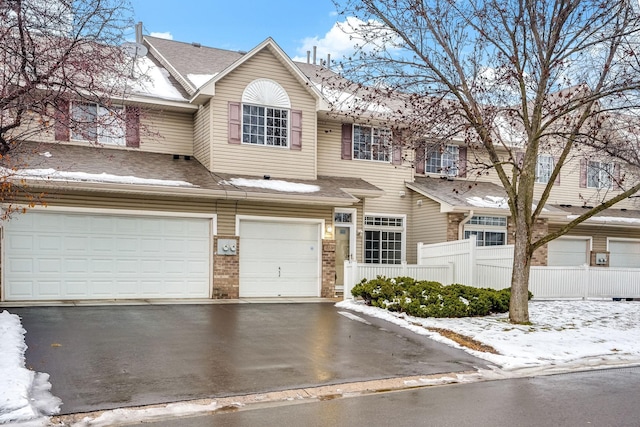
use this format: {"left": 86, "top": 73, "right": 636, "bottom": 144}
{"left": 13, "top": 303, "right": 487, "bottom": 414}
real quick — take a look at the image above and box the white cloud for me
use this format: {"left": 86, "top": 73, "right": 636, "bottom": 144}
{"left": 292, "top": 16, "right": 400, "bottom": 64}
{"left": 150, "top": 31, "right": 173, "bottom": 40}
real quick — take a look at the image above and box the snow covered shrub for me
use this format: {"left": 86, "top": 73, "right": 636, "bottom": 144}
{"left": 351, "top": 277, "right": 530, "bottom": 318}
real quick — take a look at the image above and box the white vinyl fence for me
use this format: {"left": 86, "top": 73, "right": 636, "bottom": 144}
{"left": 343, "top": 237, "right": 640, "bottom": 300}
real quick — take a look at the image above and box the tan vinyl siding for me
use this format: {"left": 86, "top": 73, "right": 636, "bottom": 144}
{"left": 193, "top": 102, "right": 212, "bottom": 169}
{"left": 210, "top": 49, "right": 317, "bottom": 180}
{"left": 318, "top": 119, "right": 414, "bottom": 216}
{"left": 464, "top": 149, "right": 639, "bottom": 210}
{"left": 548, "top": 223, "right": 640, "bottom": 253}
{"left": 215, "top": 200, "right": 332, "bottom": 236}
{"left": 407, "top": 196, "right": 447, "bottom": 263}
{"left": 19, "top": 191, "right": 216, "bottom": 214}
{"left": 139, "top": 109, "right": 194, "bottom": 155}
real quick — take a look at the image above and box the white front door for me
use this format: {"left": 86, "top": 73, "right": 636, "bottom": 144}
{"left": 239, "top": 219, "right": 321, "bottom": 297}
{"left": 3, "top": 210, "right": 212, "bottom": 301}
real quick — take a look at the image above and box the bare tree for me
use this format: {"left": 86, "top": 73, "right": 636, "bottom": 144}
{"left": 331, "top": 0, "right": 640, "bottom": 323}
{"left": 0, "top": 0, "right": 136, "bottom": 210}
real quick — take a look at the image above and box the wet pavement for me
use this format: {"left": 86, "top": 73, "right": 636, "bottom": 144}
{"left": 12, "top": 303, "right": 487, "bottom": 414}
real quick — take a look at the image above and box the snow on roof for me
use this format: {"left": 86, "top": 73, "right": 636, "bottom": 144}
{"left": 131, "top": 57, "right": 187, "bottom": 101}
{"left": 10, "top": 168, "right": 195, "bottom": 187}
{"left": 567, "top": 214, "right": 640, "bottom": 225}
{"left": 223, "top": 177, "right": 320, "bottom": 193}
{"left": 187, "top": 73, "right": 217, "bottom": 89}
{"left": 466, "top": 195, "right": 509, "bottom": 209}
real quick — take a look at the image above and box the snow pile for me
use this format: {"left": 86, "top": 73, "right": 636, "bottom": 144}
{"left": 223, "top": 177, "right": 320, "bottom": 193}
{"left": 10, "top": 168, "right": 195, "bottom": 187}
{"left": 0, "top": 311, "right": 61, "bottom": 424}
{"left": 337, "top": 299, "right": 640, "bottom": 374}
{"left": 466, "top": 195, "right": 509, "bottom": 209}
{"left": 131, "top": 57, "right": 187, "bottom": 101}
{"left": 187, "top": 73, "right": 216, "bottom": 88}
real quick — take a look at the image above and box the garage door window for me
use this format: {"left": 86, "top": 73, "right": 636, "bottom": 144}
{"left": 364, "top": 215, "right": 404, "bottom": 264}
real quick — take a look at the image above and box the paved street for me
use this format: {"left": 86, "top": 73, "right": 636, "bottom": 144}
{"left": 136, "top": 366, "right": 640, "bottom": 427}
{"left": 13, "top": 303, "right": 486, "bottom": 414}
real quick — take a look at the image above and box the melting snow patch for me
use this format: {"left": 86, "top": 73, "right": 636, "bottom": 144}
{"left": 38, "top": 152, "right": 52, "bottom": 158}
{"left": 224, "top": 178, "right": 320, "bottom": 193}
{"left": 338, "top": 311, "right": 372, "bottom": 325}
{"left": 0, "top": 311, "right": 61, "bottom": 424}
{"left": 466, "top": 195, "right": 509, "bottom": 209}
{"left": 187, "top": 73, "right": 216, "bottom": 88}
{"left": 12, "top": 169, "right": 195, "bottom": 187}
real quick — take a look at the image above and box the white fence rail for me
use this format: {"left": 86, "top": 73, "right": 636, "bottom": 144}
{"left": 344, "top": 238, "right": 640, "bottom": 300}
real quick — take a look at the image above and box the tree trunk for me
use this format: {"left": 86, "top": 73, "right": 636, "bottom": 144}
{"left": 509, "top": 221, "right": 531, "bottom": 323}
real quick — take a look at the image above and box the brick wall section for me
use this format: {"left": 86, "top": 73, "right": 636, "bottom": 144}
{"left": 507, "top": 218, "right": 549, "bottom": 266}
{"left": 322, "top": 240, "right": 336, "bottom": 298}
{"left": 212, "top": 235, "right": 239, "bottom": 299}
{"left": 446, "top": 213, "right": 466, "bottom": 241}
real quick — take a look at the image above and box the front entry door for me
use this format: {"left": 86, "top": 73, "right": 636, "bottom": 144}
{"left": 335, "top": 226, "right": 351, "bottom": 288}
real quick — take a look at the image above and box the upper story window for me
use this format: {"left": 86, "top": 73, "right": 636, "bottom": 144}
{"left": 54, "top": 99, "right": 139, "bottom": 147}
{"left": 70, "top": 103, "right": 125, "bottom": 145}
{"left": 426, "top": 144, "right": 459, "bottom": 175}
{"left": 229, "top": 79, "right": 302, "bottom": 150}
{"left": 242, "top": 104, "right": 288, "bottom": 147}
{"left": 353, "top": 125, "right": 391, "bottom": 162}
{"left": 535, "top": 154, "right": 554, "bottom": 184}
{"left": 587, "top": 161, "right": 613, "bottom": 189}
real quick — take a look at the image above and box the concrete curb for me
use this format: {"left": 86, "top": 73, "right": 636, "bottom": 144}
{"left": 51, "top": 371, "right": 481, "bottom": 426}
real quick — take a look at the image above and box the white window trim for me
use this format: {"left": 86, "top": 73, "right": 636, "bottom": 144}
{"left": 334, "top": 207, "right": 357, "bottom": 264}
{"left": 352, "top": 124, "right": 392, "bottom": 163}
{"left": 606, "top": 237, "right": 640, "bottom": 251}
{"left": 426, "top": 144, "right": 460, "bottom": 176}
{"left": 70, "top": 102, "right": 126, "bottom": 146}
{"left": 363, "top": 213, "right": 406, "bottom": 263}
{"left": 464, "top": 215, "right": 507, "bottom": 246}
{"left": 241, "top": 103, "right": 290, "bottom": 148}
{"left": 587, "top": 161, "right": 613, "bottom": 189}
{"left": 535, "top": 154, "right": 554, "bottom": 184}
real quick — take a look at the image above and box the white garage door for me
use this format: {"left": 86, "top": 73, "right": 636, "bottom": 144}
{"left": 239, "top": 219, "right": 321, "bottom": 297}
{"left": 3, "top": 211, "right": 212, "bottom": 301}
{"left": 609, "top": 240, "right": 640, "bottom": 268}
{"left": 547, "top": 238, "right": 589, "bottom": 266}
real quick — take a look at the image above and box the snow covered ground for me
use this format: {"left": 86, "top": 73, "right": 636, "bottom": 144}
{"left": 2, "top": 300, "right": 640, "bottom": 425}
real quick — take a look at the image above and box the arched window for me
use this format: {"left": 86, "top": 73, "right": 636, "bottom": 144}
{"left": 228, "top": 79, "right": 302, "bottom": 150}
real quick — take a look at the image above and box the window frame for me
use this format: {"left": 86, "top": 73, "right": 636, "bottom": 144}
{"left": 241, "top": 103, "right": 290, "bottom": 148}
{"left": 70, "top": 102, "right": 126, "bottom": 146}
{"left": 353, "top": 125, "right": 392, "bottom": 162}
{"left": 426, "top": 144, "right": 459, "bottom": 176}
{"left": 363, "top": 214, "right": 405, "bottom": 264}
{"left": 464, "top": 215, "right": 507, "bottom": 247}
{"left": 535, "top": 154, "right": 554, "bottom": 184}
{"left": 587, "top": 160, "right": 613, "bottom": 189}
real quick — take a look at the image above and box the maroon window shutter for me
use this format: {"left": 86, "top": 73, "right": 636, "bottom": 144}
{"left": 554, "top": 156, "right": 561, "bottom": 185}
{"left": 458, "top": 146, "right": 467, "bottom": 177}
{"left": 228, "top": 102, "right": 241, "bottom": 144}
{"left": 613, "top": 163, "right": 621, "bottom": 190}
{"left": 341, "top": 123, "right": 352, "bottom": 160}
{"left": 125, "top": 106, "right": 140, "bottom": 148}
{"left": 415, "top": 145, "right": 425, "bottom": 174}
{"left": 579, "top": 159, "right": 587, "bottom": 188}
{"left": 54, "top": 99, "right": 70, "bottom": 141}
{"left": 290, "top": 110, "right": 302, "bottom": 151}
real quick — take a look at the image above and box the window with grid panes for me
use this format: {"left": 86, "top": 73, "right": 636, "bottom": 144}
{"left": 464, "top": 216, "right": 507, "bottom": 246}
{"left": 353, "top": 125, "right": 391, "bottom": 162}
{"left": 242, "top": 104, "right": 288, "bottom": 147}
{"left": 587, "top": 161, "right": 613, "bottom": 189}
{"left": 364, "top": 215, "right": 404, "bottom": 264}
{"left": 426, "top": 145, "right": 459, "bottom": 175}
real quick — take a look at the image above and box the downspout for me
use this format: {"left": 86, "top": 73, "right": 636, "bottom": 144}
{"left": 458, "top": 210, "right": 474, "bottom": 240}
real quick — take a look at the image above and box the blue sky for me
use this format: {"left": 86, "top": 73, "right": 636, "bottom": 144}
{"left": 131, "top": 1, "right": 354, "bottom": 62}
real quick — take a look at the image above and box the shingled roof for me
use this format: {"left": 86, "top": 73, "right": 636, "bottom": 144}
{"left": 9, "top": 143, "right": 381, "bottom": 205}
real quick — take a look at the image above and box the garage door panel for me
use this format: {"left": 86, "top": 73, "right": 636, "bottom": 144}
{"left": 548, "top": 239, "right": 589, "bottom": 266}
{"left": 239, "top": 219, "right": 320, "bottom": 298}
{"left": 609, "top": 240, "right": 640, "bottom": 268}
{"left": 4, "top": 212, "right": 212, "bottom": 300}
